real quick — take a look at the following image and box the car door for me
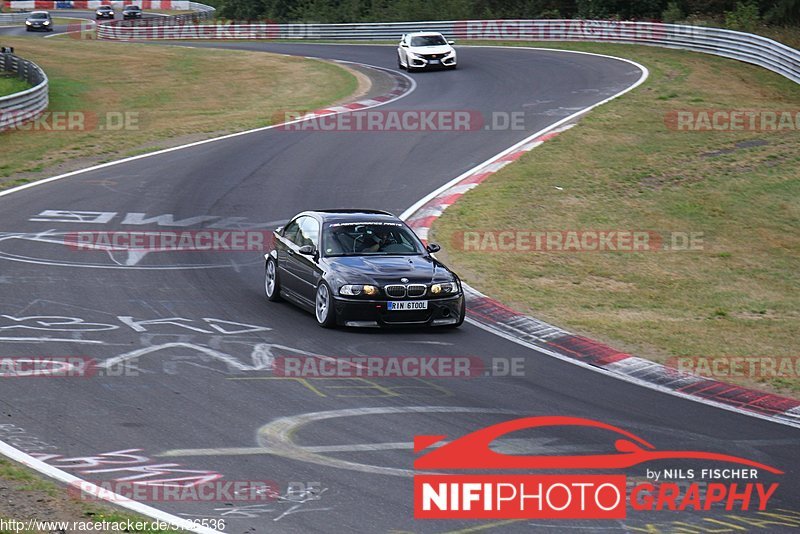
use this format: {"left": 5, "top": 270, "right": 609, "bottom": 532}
{"left": 275, "top": 217, "right": 304, "bottom": 297}
{"left": 292, "top": 216, "right": 322, "bottom": 303}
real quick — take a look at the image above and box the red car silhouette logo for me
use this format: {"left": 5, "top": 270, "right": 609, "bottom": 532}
{"left": 414, "top": 416, "right": 783, "bottom": 474}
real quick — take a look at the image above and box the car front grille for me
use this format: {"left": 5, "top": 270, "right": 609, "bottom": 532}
{"left": 422, "top": 54, "right": 442, "bottom": 60}
{"left": 385, "top": 285, "right": 406, "bottom": 298}
{"left": 384, "top": 284, "right": 429, "bottom": 298}
{"left": 407, "top": 284, "right": 427, "bottom": 297}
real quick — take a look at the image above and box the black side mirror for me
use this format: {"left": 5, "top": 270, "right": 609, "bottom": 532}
{"left": 298, "top": 244, "right": 316, "bottom": 256}
{"left": 400, "top": 43, "right": 408, "bottom": 47}
{"left": 426, "top": 243, "right": 441, "bottom": 254}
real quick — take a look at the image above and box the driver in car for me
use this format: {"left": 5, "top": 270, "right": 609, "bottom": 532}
{"left": 362, "top": 226, "right": 393, "bottom": 253}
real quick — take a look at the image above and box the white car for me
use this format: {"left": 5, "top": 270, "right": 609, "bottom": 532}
{"left": 397, "top": 32, "right": 457, "bottom": 71}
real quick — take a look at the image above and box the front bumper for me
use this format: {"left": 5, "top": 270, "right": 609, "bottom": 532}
{"left": 333, "top": 294, "right": 464, "bottom": 327}
{"left": 408, "top": 54, "right": 457, "bottom": 69}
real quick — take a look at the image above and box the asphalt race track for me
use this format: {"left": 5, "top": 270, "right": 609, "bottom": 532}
{"left": 1, "top": 41, "right": 799, "bottom": 533}
{"left": 0, "top": 10, "right": 162, "bottom": 38}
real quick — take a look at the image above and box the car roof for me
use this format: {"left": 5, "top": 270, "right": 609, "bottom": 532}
{"left": 29, "top": 11, "right": 50, "bottom": 15}
{"left": 294, "top": 209, "right": 399, "bottom": 224}
{"left": 406, "top": 32, "right": 445, "bottom": 37}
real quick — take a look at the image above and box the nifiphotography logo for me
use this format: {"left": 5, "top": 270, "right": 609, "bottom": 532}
{"left": 413, "top": 417, "right": 782, "bottom": 519}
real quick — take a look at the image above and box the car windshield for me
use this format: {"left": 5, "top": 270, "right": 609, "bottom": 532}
{"left": 410, "top": 35, "right": 447, "bottom": 47}
{"left": 30, "top": 13, "right": 48, "bottom": 19}
{"left": 125, "top": 6, "right": 140, "bottom": 10}
{"left": 322, "top": 222, "right": 424, "bottom": 257}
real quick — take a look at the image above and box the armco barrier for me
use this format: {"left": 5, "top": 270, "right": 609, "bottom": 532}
{"left": 0, "top": 13, "right": 29, "bottom": 23}
{"left": 97, "top": 19, "right": 800, "bottom": 84}
{"left": 0, "top": 52, "right": 48, "bottom": 131}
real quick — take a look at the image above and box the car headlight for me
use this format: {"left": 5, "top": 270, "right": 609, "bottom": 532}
{"left": 340, "top": 284, "right": 379, "bottom": 296}
{"left": 26, "top": 21, "right": 32, "bottom": 25}
{"left": 43, "top": 21, "right": 50, "bottom": 25}
{"left": 430, "top": 282, "right": 457, "bottom": 295}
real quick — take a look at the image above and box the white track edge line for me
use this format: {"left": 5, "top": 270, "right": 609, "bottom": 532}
{"left": 0, "top": 440, "right": 221, "bottom": 533}
{"left": 466, "top": 317, "right": 800, "bottom": 430}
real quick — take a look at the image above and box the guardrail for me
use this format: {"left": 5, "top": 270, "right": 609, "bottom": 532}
{"left": 97, "top": 19, "right": 800, "bottom": 84}
{"left": 107, "top": 1, "right": 214, "bottom": 28}
{"left": 0, "top": 52, "right": 49, "bottom": 131}
{"left": 0, "top": 13, "right": 28, "bottom": 23}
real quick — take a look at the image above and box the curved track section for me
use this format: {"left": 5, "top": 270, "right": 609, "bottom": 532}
{"left": 0, "top": 44, "right": 798, "bottom": 532}
{"left": 0, "top": 10, "right": 162, "bottom": 37}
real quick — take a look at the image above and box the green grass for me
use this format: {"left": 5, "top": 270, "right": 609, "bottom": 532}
{"left": 432, "top": 41, "right": 800, "bottom": 396}
{"left": 0, "top": 36, "right": 357, "bottom": 182}
{"left": 0, "top": 73, "right": 29, "bottom": 97}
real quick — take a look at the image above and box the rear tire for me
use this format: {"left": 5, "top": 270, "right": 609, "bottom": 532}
{"left": 315, "top": 282, "right": 337, "bottom": 328}
{"left": 264, "top": 257, "right": 283, "bottom": 302}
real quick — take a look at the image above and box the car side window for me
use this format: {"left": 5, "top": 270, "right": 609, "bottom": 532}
{"left": 298, "top": 217, "right": 320, "bottom": 248}
{"left": 282, "top": 219, "right": 301, "bottom": 245}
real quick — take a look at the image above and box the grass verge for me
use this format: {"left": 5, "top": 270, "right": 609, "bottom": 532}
{"left": 0, "top": 72, "right": 29, "bottom": 97}
{"left": 0, "top": 459, "right": 184, "bottom": 533}
{"left": 432, "top": 41, "right": 800, "bottom": 396}
{"left": 0, "top": 36, "right": 357, "bottom": 184}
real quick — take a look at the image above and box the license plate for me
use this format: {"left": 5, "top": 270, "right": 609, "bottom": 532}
{"left": 429, "top": 59, "right": 440, "bottom": 64}
{"left": 387, "top": 300, "right": 428, "bottom": 311}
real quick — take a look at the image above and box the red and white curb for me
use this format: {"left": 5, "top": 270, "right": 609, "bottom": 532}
{"left": 405, "top": 126, "right": 572, "bottom": 242}
{"left": 296, "top": 66, "right": 410, "bottom": 117}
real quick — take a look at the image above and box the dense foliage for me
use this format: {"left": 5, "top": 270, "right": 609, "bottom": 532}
{"left": 212, "top": 0, "right": 800, "bottom": 26}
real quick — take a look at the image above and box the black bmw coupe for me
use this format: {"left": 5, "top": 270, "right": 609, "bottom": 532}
{"left": 265, "top": 210, "right": 465, "bottom": 328}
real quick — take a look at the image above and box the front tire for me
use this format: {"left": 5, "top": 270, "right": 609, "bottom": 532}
{"left": 315, "top": 282, "right": 337, "bottom": 328}
{"left": 264, "top": 257, "right": 283, "bottom": 302}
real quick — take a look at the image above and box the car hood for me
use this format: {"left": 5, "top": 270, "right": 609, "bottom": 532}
{"left": 325, "top": 255, "right": 454, "bottom": 285}
{"left": 408, "top": 45, "right": 453, "bottom": 55}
